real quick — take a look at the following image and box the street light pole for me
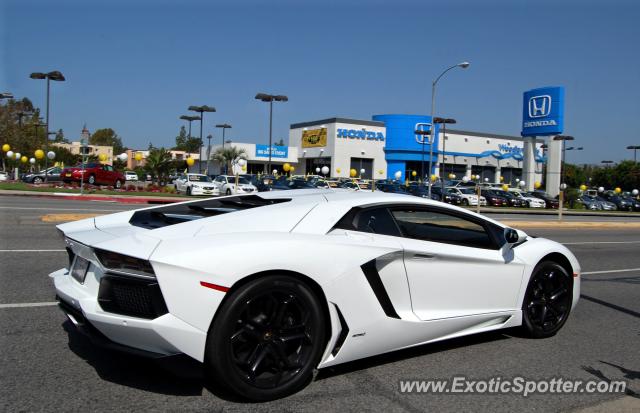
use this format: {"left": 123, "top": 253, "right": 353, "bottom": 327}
{"left": 180, "top": 114, "right": 202, "bottom": 171}
{"left": 426, "top": 62, "right": 469, "bottom": 198}
{"left": 255, "top": 93, "right": 288, "bottom": 174}
{"left": 188, "top": 105, "right": 216, "bottom": 174}
{"left": 434, "top": 117, "right": 457, "bottom": 194}
{"left": 215, "top": 123, "right": 232, "bottom": 174}
{"left": 30, "top": 71, "right": 65, "bottom": 182}
{"left": 627, "top": 145, "right": 640, "bottom": 162}
{"left": 553, "top": 135, "right": 575, "bottom": 220}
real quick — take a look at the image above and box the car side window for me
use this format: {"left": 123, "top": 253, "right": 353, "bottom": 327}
{"left": 390, "top": 208, "right": 494, "bottom": 249}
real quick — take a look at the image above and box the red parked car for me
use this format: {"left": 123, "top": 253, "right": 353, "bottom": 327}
{"left": 61, "top": 163, "right": 125, "bottom": 188}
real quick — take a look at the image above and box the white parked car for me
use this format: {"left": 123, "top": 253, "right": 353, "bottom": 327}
{"left": 509, "top": 189, "right": 546, "bottom": 208}
{"left": 174, "top": 173, "right": 219, "bottom": 196}
{"left": 0, "top": 171, "right": 8, "bottom": 181}
{"left": 446, "top": 186, "right": 487, "bottom": 206}
{"left": 124, "top": 171, "right": 139, "bottom": 181}
{"left": 52, "top": 190, "right": 580, "bottom": 401}
{"left": 213, "top": 175, "right": 257, "bottom": 195}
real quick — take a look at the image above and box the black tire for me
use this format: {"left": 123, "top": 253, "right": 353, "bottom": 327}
{"left": 88, "top": 174, "right": 96, "bottom": 185}
{"left": 205, "top": 275, "right": 326, "bottom": 401}
{"left": 186, "top": 186, "right": 192, "bottom": 196}
{"left": 114, "top": 179, "right": 122, "bottom": 189}
{"left": 32, "top": 177, "right": 43, "bottom": 184}
{"left": 462, "top": 198, "right": 469, "bottom": 206}
{"left": 521, "top": 261, "right": 573, "bottom": 338}
{"left": 226, "top": 188, "right": 232, "bottom": 196}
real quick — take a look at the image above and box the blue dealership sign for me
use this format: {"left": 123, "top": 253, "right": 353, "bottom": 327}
{"left": 521, "top": 86, "right": 564, "bottom": 136}
{"left": 255, "top": 144, "right": 288, "bottom": 158}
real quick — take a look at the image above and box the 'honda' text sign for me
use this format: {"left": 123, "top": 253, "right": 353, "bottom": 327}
{"left": 521, "top": 86, "right": 564, "bottom": 136}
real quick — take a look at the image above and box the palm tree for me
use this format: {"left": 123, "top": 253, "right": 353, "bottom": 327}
{"left": 144, "top": 147, "right": 172, "bottom": 184}
{"left": 213, "top": 146, "right": 247, "bottom": 175}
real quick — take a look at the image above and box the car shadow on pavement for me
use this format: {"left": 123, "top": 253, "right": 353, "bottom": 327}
{"left": 316, "top": 329, "right": 511, "bottom": 381}
{"left": 582, "top": 361, "right": 639, "bottom": 399}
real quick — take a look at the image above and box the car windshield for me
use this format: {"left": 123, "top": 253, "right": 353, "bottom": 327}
{"left": 236, "top": 177, "right": 250, "bottom": 185}
{"left": 189, "top": 175, "right": 212, "bottom": 182}
{"left": 459, "top": 188, "right": 475, "bottom": 194}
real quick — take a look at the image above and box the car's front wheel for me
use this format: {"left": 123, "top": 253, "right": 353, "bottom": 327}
{"left": 462, "top": 198, "right": 469, "bottom": 206}
{"left": 32, "top": 177, "right": 43, "bottom": 184}
{"left": 205, "top": 275, "right": 326, "bottom": 401}
{"left": 186, "top": 186, "right": 192, "bottom": 196}
{"left": 88, "top": 174, "right": 96, "bottom": 185}
{"left": 114, "top": 179, "right": 122, "bottom": 189}
{"left": 521, "top": 261, "right": 572, "bottom": 338}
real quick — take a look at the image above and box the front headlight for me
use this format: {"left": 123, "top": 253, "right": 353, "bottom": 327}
{"left": 94, "top": 249, "right": 156, "bottom": 278}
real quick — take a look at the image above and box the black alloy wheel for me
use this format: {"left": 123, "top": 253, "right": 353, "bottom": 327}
{"left": 462, "top": 198, "right": 469, "bottom": 206}
{"left": 205, "top": 275, "right": 325, "bottom": 401}
{"left": 186, "top": 186, "right": 192, "bottom": 196}
{"left": 114, "top": 179, "right": 122, "bottom": 189}
{"left": 522, "top": 261, "right": 573, "bottom": 338}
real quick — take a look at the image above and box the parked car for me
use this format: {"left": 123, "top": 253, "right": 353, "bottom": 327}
{"left": 431, "top": 186, "right": 463, "bottom": 205}
{"left": 213, "top": 175, "right": 258, "bottom": 195}
{"left": 603, "top": 194, "right": 634, "bottom": 211}
{"left": 621, "top": 196, "right": 640, "bottom": 211}
{"left": 493, "top": 190, "right": 527, "bottom": 207}
{"left": 61, "top": 163, "right": 125, "bottom": 188}
{"left": 407, "top": 184, "right": 441, "bottom": 200}
{"left": 0, "top": 171, "right": 8, "bottom": 181}
{"left": 595, "top": 196, "right": 617, "bottom": 211}
{"left": 508, "top": 189, "right": 546, "bottom": 208}
{"left": 375, "top": 183, "right": 409, "bottom": 194}
{"left": 174, "top": 173, "right": 219, "bottom": 196}
{"left": 446, "top": 186, "right": 486, "bottom": 206}
{"left": 578, "top": 195, "right": 601, "bottom": 210}
{"left": 124, "top": 171, "right": 139, "bottom": 181}
{"left": 21, "top": 166, "right": 63, "bottom": 184}
{"left": 530, "top": 191, "right": 559, "bottom": 209}
{"left": 480, "top": 189, "right": 508, "bottom": 207}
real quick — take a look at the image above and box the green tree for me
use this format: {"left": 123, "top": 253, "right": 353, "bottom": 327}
{"left": 53, "top": 128, "right": 68, "bottom": 143}
{"left": 275, "top": 138, "right": 285, "bottom": 146}
{"left": 144, "top": 147, "right": 173, "bottom": 184}
{"left": 213, "top": 146, "right": 247, "bottom": 174}
{"left": 89, "top": 128, "right": 126, "bottom": 154}
{"left": 173, "top": 125, "right": 201, "bottom": 153}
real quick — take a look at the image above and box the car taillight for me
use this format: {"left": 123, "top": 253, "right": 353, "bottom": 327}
{"left": 94, "top": 249, "right": 156, "bottom": 278}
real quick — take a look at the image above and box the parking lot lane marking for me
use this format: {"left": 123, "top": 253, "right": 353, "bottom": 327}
{"left": 0, "top": 249, "right": 65, "bottom": 252}
{"left": 41, "top": 213, "right": 103, "bottom": 222}
{"left": 582, "top": 268, "right": 640, "bottom": 275}
{"left": 0, "top": 302, "right": 58, "bottom": 309}
{"left": 563, "top": 240, "right": 640, "bottom": 245}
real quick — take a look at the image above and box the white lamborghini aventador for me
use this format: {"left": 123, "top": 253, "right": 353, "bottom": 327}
{"left": 51, "top": 189, "right": 580, "bottom": 401}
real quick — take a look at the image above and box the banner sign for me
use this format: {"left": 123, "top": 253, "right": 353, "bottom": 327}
{"left": 255, "top": 144, "right": 288, "bottom": 158}
{"left": 301, "top": 128, "right": 327, "bottom": 148}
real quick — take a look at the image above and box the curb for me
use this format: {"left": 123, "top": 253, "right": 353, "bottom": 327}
{"left": 0, "top": 190, "right": 184, "bottom": 204}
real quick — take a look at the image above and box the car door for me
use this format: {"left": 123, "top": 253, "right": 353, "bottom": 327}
{"left": 175, "top": 175, "right": 185, "bottom": 192}
{"left": 49, "top": 167, "right": 62, "bottom": 182}
{"left": 389, "top": 206, "right": 525, "bottom": 321}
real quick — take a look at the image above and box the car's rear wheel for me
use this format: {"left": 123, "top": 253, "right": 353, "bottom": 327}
{"left": 521, "top": 261, "right": 572, "bottom": 338}
{"left": 226, "top": 188, "right": 232, "bottom": 195}
{"left": 88, "top": 174, "right": 96, "bottom": 185}
{"left": 205, "top": 275, "right": 326, "bottom": 401}
{"left": 114, "top": 179, "right": 122, "bottom": 189}
{"left": 186, "top": 186, "right": 192, "bottom": 196}
{"left": 32, "top": 177, "right": 43, "bottom": 184}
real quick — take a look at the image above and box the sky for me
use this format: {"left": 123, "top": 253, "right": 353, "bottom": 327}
{"left": 1, "top": 0, "right": 639, "bottom": 164}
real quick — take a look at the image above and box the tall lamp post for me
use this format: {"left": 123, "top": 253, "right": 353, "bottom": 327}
{"left": 553, "top": 135, "right": 574, "bottom": 220}
{"left": 426, "top": 61, "right": 470, "bottom": 197}
{"left": 434, "top": 117, "right": 457, "bottom": 193}
{"left": 627, "top": 145, "right": 640, "bottom": 162}
{"left": 0, "top": 92, "right": 14, "bottom": 100}
{"left": 205, "top": 134, "right": 213, "bottom": 175}
{"left": 179, "top": 115, "right": 201, "bottom": 169}
{"left": 30, "top": 71, "right": 65, "bottom": 182}
{"left": 255, "top": 93, "right": 288, "bottom": 174}
{"left": 188, "top": 105, "right": 216, "bottom": 173}
{"left": 215, "top": 123, "right": 232, "bottom": 173}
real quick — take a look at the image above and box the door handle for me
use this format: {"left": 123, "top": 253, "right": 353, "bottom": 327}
{"left": 412, "top": 253, "right": 436, "bottom": 260}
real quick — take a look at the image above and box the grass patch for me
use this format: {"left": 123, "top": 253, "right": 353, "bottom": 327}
{"left": 0, "top": 181, "right": 189, "bottom": 198}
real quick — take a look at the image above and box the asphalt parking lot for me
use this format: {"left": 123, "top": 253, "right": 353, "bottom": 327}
{"left": 1, "top": 195, "right": 638, "bottom": 412}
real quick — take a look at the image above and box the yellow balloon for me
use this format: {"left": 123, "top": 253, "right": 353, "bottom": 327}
{"left": 502, "top": 184, "right": 509, "bottom": 191}
{"left": 289, "top": 166, "right": 295, "bottom": 173}
{"left": 186, "top": 158, "right": 195, "bottom": 166}
{"left": 2, "top": 144, "right": 10, "bottom": 152}
{"left": 430, "top": 174, "right": 437, "bottom": 182}
{"left": 534, "top": 181, "right": 542, "bottom": 189}
{"left": 614, "top": 187, "right": 622, "bottom": 194}
{"left": 336, "top": 168, "right": 341, "bottom": 174}
{"left": 20, "top": 156, "right": 28, "bottom": 163}
{"left": 378, "top": 169, "right": 384, "bottom": 175}
{"left": 411, "top": 170, "right": 417, "bottom": 177}
{"left": 448, "top": 173, "right": 455, "bottom": 179}
{"left": 350, "top": 169, "right": 357, "bottom": 178}
{"left": 283, "top": 163, "right": 291, "bottom": 172}
{"left": 241, "top": 165, "right": 247, "bottom": 171}
{"left": 500, "top": 176, "right": 504, "bottom": 182}
{"left": 579, "top": 184, "right": 587, "bottom": 191}
{"left": 134, "top": 152, "right": 143, "bottom": 161}
{"left": 98, "top": 153, "right": 107, "bottom": 162}
{"left": 35, "top": 149, "right": 45, "bottom": 160}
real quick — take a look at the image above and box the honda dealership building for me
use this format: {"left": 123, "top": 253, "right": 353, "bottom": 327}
{"left": 288, "top": 115, "right": 545, "bottom": 185}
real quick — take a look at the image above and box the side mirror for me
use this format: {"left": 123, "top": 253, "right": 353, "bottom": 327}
{"left": 504, "top": 228, "right": 527, "bottom": 245}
